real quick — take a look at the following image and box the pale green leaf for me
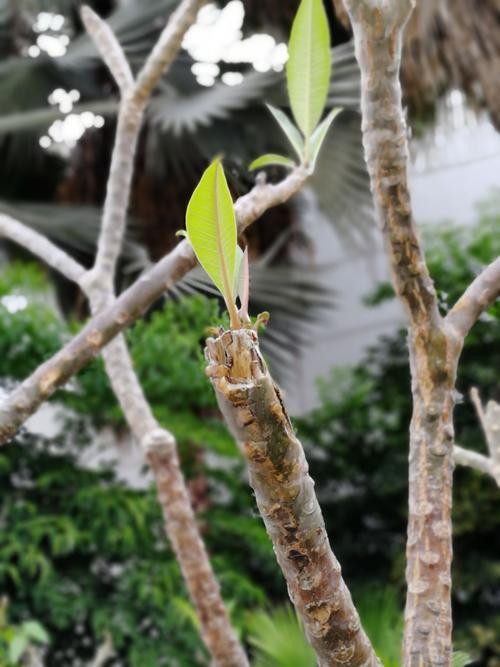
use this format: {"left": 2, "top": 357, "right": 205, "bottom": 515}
{"left": 452, "top": 652, "right": 473, "bottom": 667}
{"left": 9, "top": 635, "right": 28, "bottom": 664}
{"left": 309, "top": 107, "right": 342, "bottom": 169}
{"left": 287, "top": 0, "right": 331, "bottom": 141}
{"left": 186, "top": 158, "right": 237, "bottom": 309}
{"left": 249, "top": 154, "right": 295, "bottom": 171}
{"left": 232, "top": 245, "right": 244, "bottom": 301}
{"left": 266, "top": 104, "right": 304, "bottom": 160}
{"left": 22, "top": 621, "right": 49, "bottom": 644}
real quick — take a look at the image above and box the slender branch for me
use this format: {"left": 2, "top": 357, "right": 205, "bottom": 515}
{"left": 453, "top": 388, "right": 500, "bottom": 486}
{"left": 470, "top": 387, "right": 489, "bottom": 441}
{"left": 0, "top": 214, "right": 85, "bottom": 283}
{"left": 453, "top": 446, "right": 500, "bottom": 486}
{"left": 446, "top": 256, "right": 500, "bottom": 339}
{"left": 81, "top": 6, "right": 134, "bottom": 95}
{"left": 79, "top": 3, "right": 249, "bottom": 663}
{"left": 0, "top": 167, "right": 308, "bottom": 443}
{"left": 86, "top": 633, "right": 115, "bottom": 667}
{"left": 205, "top": 329, "right": 380, "bottom": 667}
{"left": 89, "top": 0, "right": 206, "bottom": 287}
{"left": 133, "top": 0, "right": 205, "bottom": 104}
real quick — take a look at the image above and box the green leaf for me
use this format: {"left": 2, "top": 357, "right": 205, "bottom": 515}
{"left": 309, "top": 107, "right": 342, "bottom": 169}
{"left": 186, "top": 158, "right": 237, "bottom": 315}
{"left": 266, "top": 105, "right": 304, "bottom": 160}
{"left": 22, "top": 621, "right": 49, "bottom": 644}
{"left": 287, "top": 0, "right": 331, "bottom": 142}
{"left": 249, "top": 154, "right": 295, "bottom": 171}
{"left": 9, "top": 635, "right": 28, "bottom": 664}
{"left": 452, "top": 651, "right": 474, "bottom": 667}
{"left": 233, "top": 245, "right": 244, "bottom": 301}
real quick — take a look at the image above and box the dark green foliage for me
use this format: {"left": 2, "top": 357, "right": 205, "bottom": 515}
{"left": 297, "top": 209, "right": 500, "bottom": 663}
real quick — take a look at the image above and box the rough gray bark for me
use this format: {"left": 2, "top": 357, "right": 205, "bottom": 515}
{"left": 340, "top": 1, "right": 500, "bottom": 666}
{"left": 206, "top": 328, "right": 380, "bottom": 667}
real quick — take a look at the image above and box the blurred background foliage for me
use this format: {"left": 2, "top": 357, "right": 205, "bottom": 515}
{"left": 1, "top": 207, "right": 500, "bottom": 665}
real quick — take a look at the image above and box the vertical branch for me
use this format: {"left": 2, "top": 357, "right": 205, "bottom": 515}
{"left": 340, "top": 2, "right": 462, "bottom": 666}
{"left": 206, "top": 329, "right": 380, "bottom": 667}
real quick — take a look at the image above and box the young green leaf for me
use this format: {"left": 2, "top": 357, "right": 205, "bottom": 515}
{"left": 238, "top": 247, "right": 250, "bottom": 322}
{"left": 287, "top": 0, "right": 331, "bottom": 144}
{"left": 22, "top": 621, "right": 49, "bottom": 644}
{"left": 186, "top": 158, "right": 239, "bottom": 327}
{"left": 266, "top": 104, "right": 304, "bottom": 160}
{"left": 452, "top": 652, "right": 473, "bottom": 667}
{"left": 249, "top": 154, "right": 295, "bottom": 171}
{"left": 309, "top": 107, "right": 342, "bottom": 169}
{"left": 232, "top": 245, "right": 244, "bottom": 301}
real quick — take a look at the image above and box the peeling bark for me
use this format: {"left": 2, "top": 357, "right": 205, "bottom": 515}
{"left": 205, "top": 329, "right": 380, "bottom": 667}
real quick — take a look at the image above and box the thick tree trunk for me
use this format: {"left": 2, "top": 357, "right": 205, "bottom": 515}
{"left": 404, "top": 328, "right": 460, "bottom": 667}
{"left": 206, "top": 329, "right": 380, "bottom": 667}
{"left": 340, "top": 2, "right": 460, "bottom": 665}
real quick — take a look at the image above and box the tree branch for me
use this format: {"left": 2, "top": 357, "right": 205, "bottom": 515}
{"left": 341, "top": 2, "right": 457, "bottom": 666}
{"left": 88, "top": 0, "right": 206, "bottom": 288}
{"left": 0, "top": 167, "right": 308, "bottom": 443}
{"left": 79, "top": 3, "right": 249, "bottom": 663}
{"left": 205, "top": 329, "right": 380, "bottom": 667}
{"left": 81, "top": 6, "right": 134, "bottom": 95}
{"left": 453, "top": 388, "right": 500, "bottom": 486}
{"left": 453, "top": 446, "right": 500, "bottom": 486}
{"left": 0, "top": 213, "right": 85, "bottom": 284}
{"left": 445, "top": 255, "right": 500, "bottom": 339}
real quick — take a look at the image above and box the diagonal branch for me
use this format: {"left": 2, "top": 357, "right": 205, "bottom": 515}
{"left": 205, "top": 328, "right": 380, "bottom": 667}
{"left": 454, "top": 388, "right": 500, "bottom": 486}
{"left": 0, "top": 213, "right": 85, "bottom": 284}
{"left": 453, "top": 446, "right": 500, "bottom": 487}
{"left": 0, "top": 167, "right": 308, "bottom": 444}
{"left": 88, "top": 0, "right": 206, "bottom": 288}
{"left": 446, "top": 255, "right": 500, "bottom": 339}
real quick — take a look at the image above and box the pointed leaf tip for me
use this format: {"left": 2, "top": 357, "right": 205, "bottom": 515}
{"left": 266, "top": 105, "right": 304, "bottom": 161}
{"left": 186, "top": 158, "right": 239, "bottom": 325}
{"left": 249, "top": 154, "right": 295, "bottom": 171}
{"left": 287, "top": 0, "right": 331, "bottom": 141}
{"left": 309, "top": 107, "right": 342, "bottom": 169}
